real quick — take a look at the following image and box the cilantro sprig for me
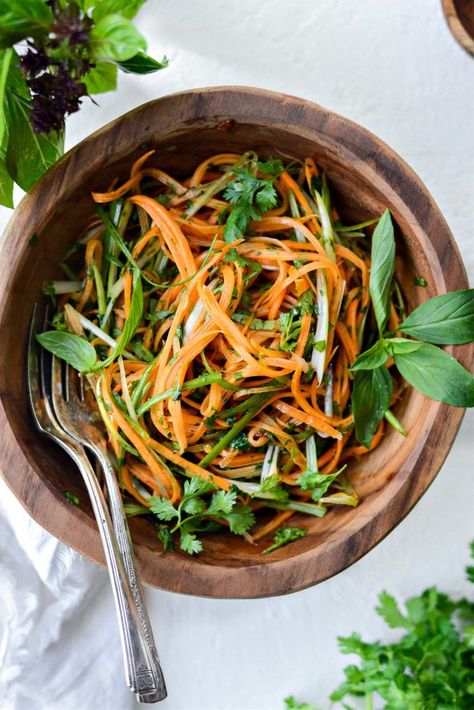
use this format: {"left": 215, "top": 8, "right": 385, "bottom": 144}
{"left": 263, "top": 526, "right": 307, "bottom": 555}
{"left": 222, "top": 159, "right": 283, "bottom": 243}
{"left": 285, "top": 542, "right": 474, "bottom": 710}
{"left": 149, "top": 477, "right": 255, "bottom": 554}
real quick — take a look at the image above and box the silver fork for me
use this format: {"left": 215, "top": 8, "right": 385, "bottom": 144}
{"left": 50, "top": 357, "right": 166, "bottom": 702}
{"left": 27, "top": 305, "right": 166, "bottom": 703}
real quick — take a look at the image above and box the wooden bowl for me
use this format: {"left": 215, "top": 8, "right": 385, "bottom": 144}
{"left": 442, "top": 0, "right": 474, "bottom": 55}
{"left": 0, "top": 87, "right": 471, "bottom": 598}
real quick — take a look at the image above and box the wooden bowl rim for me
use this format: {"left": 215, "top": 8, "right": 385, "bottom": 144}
{"left": 442, "top": 0, "right": 474, "bottom": 56}
{"left": 0, "top": 86, "right": 471, "bottom": 598}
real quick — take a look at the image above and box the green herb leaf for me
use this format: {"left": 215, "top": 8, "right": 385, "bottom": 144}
{"left": 90, "top": 14, "right": 147, "bottom": 61}
{"left": 352, "top": 366, "right": 393, "bottom": 448}
{"left": 369, "top": 209, "right": 395, "bottom": 335}
{"left": 92, "top": 0, "right": 148, "bottom": 21}
{"left": 398, "top": 289, "right": 474, "bottom": 344}
{"left": 221, "top": 502, "right": 255, "bottom": 535}
{"left": 375, "top": 591, "right": 412, "bottom": 630}
{"left": 65, "top": 491, "right": 80, "bottom": 506}
{"left": 0, "top": 0, "right": 52, "bottom": 48}
{"left": 83, "top": 62, "right": 118, "bottom": 94}
{"left": 4, "top": 52, "right": 64, "bottom": 191}
{"left": 394, "top": 342, "right": 474, "bottom": 407}
{"left": 262, "top": 526, "right": 307, "bottom": 555}
{"left": 36, "top": 331, "right": 97, "bottom": 373}
{"left": 350, "top": 339, "right": 388, "bottom": 371}
{"left": 414, "top": 276, "right": 427, "bottom": 287}
{"left": 180, "top": 495, "right": 207, "bottom": 515}
{"left": 149, "top": 496, "right": 178, "bottom": 521}
{"left": 284, "top": 697, "right": 320, "bottom": 710}
{"left": 297, "top": 465, "right": 347, "bottom": 502}
{"left": 258, "top": 474, "right": 290, "bottom": 503}
{"left": 206, "top": 489, "right": 237, "bottom": 516}
{"left": 179, "top": 531, "right": 203, "bottom": 555}
{"left": 117, "top": 52, "right": 169, "bottom": 74}
{"left": 232, "top": 312, "right": 278, "bottom": 330}
{"left": 223, "top": 164, "right": 278, "bottom": 243}
{"left": 183, "top": 477, "right": 216, "bottom": 499}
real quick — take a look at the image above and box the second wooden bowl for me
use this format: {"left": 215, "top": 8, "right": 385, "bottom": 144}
{"left": 0, "top": 87, "right": 471, "bottom": 597}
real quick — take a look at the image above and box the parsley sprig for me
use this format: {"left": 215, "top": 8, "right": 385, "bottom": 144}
{"left": 149, "top": 477, "right": 255, "bottom": 554}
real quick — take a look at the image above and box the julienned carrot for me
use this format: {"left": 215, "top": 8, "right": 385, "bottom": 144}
{"left": 49, "top": 149, "right": 403, "bottom": 554}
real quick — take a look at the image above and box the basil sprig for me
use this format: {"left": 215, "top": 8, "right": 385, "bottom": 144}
{"left": 0, "top": 0, "right": 167, "bottom": 207}
{"left": 351, "top": 210, "right": 474, "bottom": 447}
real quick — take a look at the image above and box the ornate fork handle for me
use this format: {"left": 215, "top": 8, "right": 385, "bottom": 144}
{"left": 57, "top": 437, "right": 162, "bottom": 700}
{"left": 93, "top": 446, "right": 166, "bottom": 702}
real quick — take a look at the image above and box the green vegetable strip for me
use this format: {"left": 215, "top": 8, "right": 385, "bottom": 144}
{"left": 200, "top": 390, "right": 277, "bottom": 467}
{"left": 136, "top": 372, "right": 240, "bottom": 417}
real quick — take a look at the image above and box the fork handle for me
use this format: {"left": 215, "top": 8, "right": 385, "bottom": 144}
{"left": 65, "top": 443, "right": 166, "bottom": 701}
{"left": 94, "top": 447, "right": 166, "bottom": 702}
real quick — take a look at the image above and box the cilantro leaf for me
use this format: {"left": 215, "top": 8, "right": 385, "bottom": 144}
{"left": 259, "top": 473, "right": 290, "bottom": 503}
{"left": 183, "top": 477, "right": 216, "bottom": 498}
{"left": 297, "top": 465, "right": 347, "bottom": 502}
{"left": 222, "top": 163, "right": 279, "bottom": 243}
{"left": 179, "top": 531, "right": 203, "bottom": 555}
{"left": 221, "top": 503, "right": 255, "bottom": 535}
{"left": 263, "top": 526, "right": 307, "bottom": 555}
{"left": 206, "top": 489, "right": 237, "bottom": 516}
{"left": 149, "top": 496, "right": 178, "bottom": 521}
{"left": 376, "top": 591, "right": 412, "bottom": 630}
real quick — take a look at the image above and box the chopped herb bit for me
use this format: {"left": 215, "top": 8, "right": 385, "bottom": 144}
{"left": 65, "top": 492, "right": 80, "bottom": 506}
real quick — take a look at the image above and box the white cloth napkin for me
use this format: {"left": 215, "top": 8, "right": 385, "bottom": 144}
{"left": 0, "top": 479, "right": 135, "bottom": 710}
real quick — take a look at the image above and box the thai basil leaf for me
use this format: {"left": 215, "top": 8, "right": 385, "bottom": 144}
{"left": 99, "top": 267, "right": 143, "bottom": 367}
{"left": 370, "top": 209, "right": 395, "bottom": 335}
{"left": 36, "top": 331, "right": 97, "bottom": 373}
{"left": 352, "top": 366, "right": 393, "bottom": 448}
{"left": 90, "top": 14, "right": 147, "bottom": 62}
{"left": 394, "top": 342, "right": 474, "bottom": 407}
{"left": 351, "top": 338, "right": 422, "bottom": 372}
{"left": 4, "top": 52, "right": 64, "bottom": 191}
{"left": 385, "top": 338, "right": 424, "bottom": 355}
{"left": 350, "top": 340, "right": 388, "bottom": 371}
{"left": 117, "top": 52, "right": 169, "bottom": 74}
{"left": 92, "top": 0, "right": 147, "bottom": 22}
{"left": 83, "top": 61, "right": 118, "bottom": 94}
{"left": 0, "top": 0, "right": 52, "bottom": 48}
{"left": 398, "top": 289, "right": 474, "bottom": 344}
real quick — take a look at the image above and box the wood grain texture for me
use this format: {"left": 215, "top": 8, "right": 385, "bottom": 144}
{"left": 442, "top": 0, "right": 474, "bottom": 55}
{"left": 0, "top": 87, "right": 472, "bottom": 598}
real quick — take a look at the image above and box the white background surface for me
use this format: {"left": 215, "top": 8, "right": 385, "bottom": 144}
{"left": 1, "top": 1, "right": 473, "bottom": 709}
